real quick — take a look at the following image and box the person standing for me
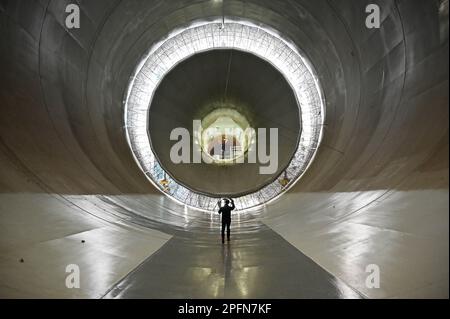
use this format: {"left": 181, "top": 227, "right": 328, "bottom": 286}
{"left": 218, "top": 198, "right": 235, "bottom": 244}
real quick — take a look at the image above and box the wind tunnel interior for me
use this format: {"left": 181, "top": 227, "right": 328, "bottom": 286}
{"left": 149, "top": 49, "right": 301, "bottom": 197}
{"left": 0, "top": 0, "right": 448, "bottom": 298}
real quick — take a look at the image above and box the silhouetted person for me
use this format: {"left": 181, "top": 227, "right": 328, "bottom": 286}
{"left": 218, "top": 198, "right": 235, "bottom": 243}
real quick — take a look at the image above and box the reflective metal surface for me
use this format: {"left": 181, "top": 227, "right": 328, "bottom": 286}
{"left": 125, "top": 20, "right": 324, "bottom": 210}
{"left": 0, "top": 0, "right": 448, "bottom": 298}
{"left": 104, "top": 220, "right": 363, "bottom": 299}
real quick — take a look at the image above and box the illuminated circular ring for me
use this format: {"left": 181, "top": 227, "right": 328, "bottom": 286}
{"left": 124, "top": 18, "right": 325, "bottom": 212}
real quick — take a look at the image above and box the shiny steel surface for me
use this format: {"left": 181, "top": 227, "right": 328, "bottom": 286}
{"left": 104, "top": 221, "right": 363, "bottom": 299}
{"left": 148, "top": 49, "right": 301, "bottom": 197}
{"left": 0, "top": 0, "right": 448, "bottom": 298}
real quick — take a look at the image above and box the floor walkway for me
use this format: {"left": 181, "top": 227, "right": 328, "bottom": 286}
{"left": 103, "top": 223, "right": 363, "bottom": 298}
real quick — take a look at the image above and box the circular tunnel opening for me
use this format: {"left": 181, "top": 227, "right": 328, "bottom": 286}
{"left": 124, "top": 19, "right": 325, "bottom": 212}
{"left": 148, "top": 49, "right": 301, "bottom": 197}
{"left": 198, "top": 108, "right": 252, "bottom": 164}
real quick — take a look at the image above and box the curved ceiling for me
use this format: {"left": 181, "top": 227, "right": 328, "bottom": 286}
{"left": 2, "top": 0, "right": 446, "bottom": 200}
{"left": 0, "top": 0, "right": 447, "bottom": 298}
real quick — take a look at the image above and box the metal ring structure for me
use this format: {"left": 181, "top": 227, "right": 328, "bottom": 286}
{"left": 124, "top": 18, "right": 326, "bottom": 212}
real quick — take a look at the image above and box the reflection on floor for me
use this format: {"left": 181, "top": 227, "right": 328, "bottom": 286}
{"left": 104, "top": 223, "right": 363, "bottom": 299}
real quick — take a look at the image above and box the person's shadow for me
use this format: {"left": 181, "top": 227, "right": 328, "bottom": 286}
{"left": 221, "top": 242, "right": 233, "bottom": 296}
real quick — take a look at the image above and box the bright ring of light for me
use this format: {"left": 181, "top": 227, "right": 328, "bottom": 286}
{"left": 124, "top": 18, "right": 325, "bottom": 212}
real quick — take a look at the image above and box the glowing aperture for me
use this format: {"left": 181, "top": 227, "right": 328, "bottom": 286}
{"left": 196, "top": 108, "right": 253, "bottom": 164}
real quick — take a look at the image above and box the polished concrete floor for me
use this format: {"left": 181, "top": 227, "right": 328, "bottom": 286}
{"left": 104, "top": 223, "right": 363, "bottom": 299}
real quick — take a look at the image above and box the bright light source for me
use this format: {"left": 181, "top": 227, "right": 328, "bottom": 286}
{"left": 124, "top": 18, "right": 325, "bottom": 212}
{"left": 196, "top": 108, "right": 252, "bottom": 164}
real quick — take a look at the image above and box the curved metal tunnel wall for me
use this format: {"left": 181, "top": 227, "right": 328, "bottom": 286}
{"left": 148, "top": 49, "right": 301, "bottom": 197}
{"left": 0, "top": 0, "right": 448, "bottom": 298}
